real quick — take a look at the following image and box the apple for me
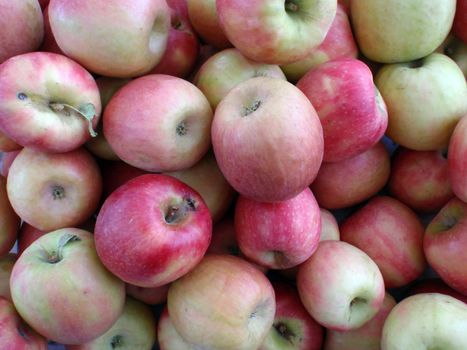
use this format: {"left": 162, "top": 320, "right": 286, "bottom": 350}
{"left": 66, "top": 297, "right": 156, "bottom": 350}
{"left": 217, "top": 0, "right": 337, "bottom": 65}
{"left": 0, "top": 149, "right": 20, "bottom": 177}
{"left": 125, "top": 283, "right": 170, "bottom": 305}
{"left": 297, "top": 58, "right": 388, "bottom": 162}
{"left": 212, "top": 77, "right": 324, "bottom": 203}
{"left": 99, "top": 160, "right": 149, "bottom": 200}
{"left": 281, "top": 3, "right": 358, "bottom": 82}
{"left": 448, "top": 114, "right": 467, "bottom": 203}
{"left": 48, "top": 0, "right": 171, "bottom": 78}
{"left": 40, "top": 5, "right": 64, "bottom": 55}
{"left": 310, "top": 142, "right": 391, "bottom": 209}
{"left": 10, "top": 228, "right": 126, "bottom": 345}
{"left": 157, "top": 307, "right": 197, "bottom": 350}
{"left": 194, "top": 48, "right": 286, "bottom": 109}
{"left": 0, "top": 253, "right": 16, "bottom": 301}
{"left": 436, "top": 34, "right": 467, "bottom": 78}
{"left": 406, "top": 278, "right": 467, "bottom": 304}
{"left": 351, "top": 0, "right": 456, "bottom": 63}
{"left": 0, "top": 176, "right": 20, "bottom": 257}
{"left": 381, "top": 293, "right": 467, "bottom": 349}
{"left": 17, "top": 224, "right": 48, "bottom": 256}
{"left": 297, "top": 240, "right": 385, "bottom": 331}
{"left": 453, "top": 0, "right": 467, "bottom": 44}
{"left": 94, "top": 174, "right": 212, "bottom": 288}
{"left": 260, "top": 282, "right": 324, "bottom": 350}
{"left": 39, "top": 0, "right": 49, "bottom": 9}
{"left": 0, "top": 297, "right": 48, "bottom": 349}
{"left": 340, "top": 196, "right": 426, "bottom": 288}
{"left": 375, "top": 53, "right": 467, "bottom": 151}
{"left": 103, "top": 74, "right": 213, "bottom": 172}
{"left": 0, "top": 131, "right": 21, "bottom": 152}
{"left": 324, "top": 293, "right": 396, "bottom": 350}
{"left": 167, "top": 254, "right": 276, "bottom": 350}
{"left": 388, "top": 147, "right": 453, "bottom": 213}
{"left": 319, "top": 208, "right": 340, "bottom": 241}
{"left": 235, "top": 187, "right": 321, "bottom": 269}
{"left": 7, "top": 147, "right": 102, "bottom": 231}
{"left": 0, "top": 51, "right": 102, "bottom": 153}
{"left": 424, "top": 197, "right": 467, "bottom": 295}
{"left": 0, "top": 0, "right": 44, "bottom": 64}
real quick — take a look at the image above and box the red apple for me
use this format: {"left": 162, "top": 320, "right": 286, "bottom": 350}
{"left": 17, "top": 224, "right": 47, "bottom": 256}
{"left": 0, "top": 176, "right": 20, "bottom": 257}
{"left": 40, "top": 5, "right": 64, "bottom": 55}
{"left": 125, "top": 283, "right": 170, "bottom": 305}
{"left": 453, "top": 0, "right": 467, "bottom": 44}
{"left": 0, "top": 253, "right": 16, "bottom": 301}
{"left": 406, "top": 278, "right": 467, "bottom": 304}
{"left": 448, "top": 114, "right": 467, "bottom": 203}
{"left": 99, "top": 160, "right": 149, "bottom": 200}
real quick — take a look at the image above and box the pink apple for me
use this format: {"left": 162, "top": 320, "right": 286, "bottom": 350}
{"left": 99, "top": 160, "right": 149, "bottom": 200}
{"left": 125, "top": 283, "right": 170, "bottom": 305}
{"left": 448, "top": 114, "right": 467, "bottom": 203}
{"left": 40, "top": 5, "right": 64, "bottom": 55}
{"left": 235, "top": 187, "right": 321, "bottom": 269}
{"left": 340, "top": 196, "right": 426, "bottom": 288}
{"left": 0, "top": 150, "right": 20, "bottom": 177}
{"left": 0, "top": 52, "right": 102, "bottom": 153}
{"left": 319, "top": 208, "right": 340, "bottom": 241}
{"left": 95, "top": 174, "right": 212, "bottom": 288}
{"left": 167, "top": 254, "right": 276, "bottom": 349}
{"left": 310, "top": 142, "right": 391, "bottom": 209}
{"left": 157, "top": 307, "right": 197, "bottom": 349}
{"left": 406, "top": 278, "right": 467, "bottom": 304}
{"left": 212, "top": 77, "right": 324, "bottom": 203}
{"left": 49, "top": 0, "right": 171, "bottom": 78}
{"left": 103, "top": 74, "right": 213, "bottom": 172}
{"left": 0, "top": 253, "right": 16, "bottom": 301}
{"left": 7, "top": 147, "right": 102, "bottom": 231}
{"left": 297, "top": 241, "right": 385, "bottom": 331}
{"left": 453, "top": 0, "right": 467, "bottom": 44}
{"left": 0, "top": 176, "right": 20, "bottom": 257}
{"left": 10, "top": 228, "right": 126, "bottom": 345}
{"left": 297, "top": 58, "right": 388, "bottom": 162}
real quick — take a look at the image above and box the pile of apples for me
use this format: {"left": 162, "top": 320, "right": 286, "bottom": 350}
{"left": 0, "top": 0, "right": 466, "bottom": 349}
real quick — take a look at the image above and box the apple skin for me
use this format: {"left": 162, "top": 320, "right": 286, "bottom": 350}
{"left": 324, "top": 293, "right": 397, "bottom": 350}
{"left": 406, "top": 278, "right": 467, "bottom": 304}
{"left": 235, "top": 187, "right": 321, "bottom": 269}
{"left": 194, "top": 48, "right": 286, "bottom": 109}
{"left": 10, "top": 228, "right": 126, "bottom": 345}
{"left": 297, "top": 240, "right": 385, "bottom": 331}
{"left": 375, "top": 53, "right": 467, "bottom": 151}
{"left": 381, "top": 293, "right": 467, "bottom": 350}
{"left": 310, "top": 142, "right": 391, "bottom": 209}
{"left": 448, "top": 114, "right": 467, "bottom": 203}
{"left": 66, "top": 297, "right": 156, "bottom": 350}
{"left": 0, "top": 52, "right": 102, "bottom": 153}
{"left": 125, "top": 283, "right": 170, "bottom": 305}
{"left": 453, "top": 0, "right": 467, "bottom": 44}
{"left": 259, "top": 282, "right": 324, "bottom": 350}
{"left": 0, "top": 176, "right": 21, "bottom": 257}
{"left": 424, "top": 197, "right": 467, "bottom": 295}
{"left": 7, "top": 147, "right": 102, "bottom": 231}
{"left": 0, "top": 253, "right": 16, "bottom": 301}
{"left": 0, "top": 132, "right": 21, "bottom": 152}
{"left": 99, "top": 160, "right": 149, "bottom": 200}
{"left": 40, "top": 5, "right": 64, "bottom": 55}
{"left": 0, "top": 150, "right": 20, "bottom": 177}
{"left": 297, "top": 58, "right": 388, "bottom": 162}
{"left": 217, "top": 0, "right": 337, "bottom": 65}
{"left": 436, "top": 34, "right": 467, "bottom": 78}
{"left": 351, "top": 0, "right": 456, "bottom": 63}
{"left": 17, "top": 224, "right": 48, "bottom": 256}
{"left": 0, "top": 0, "right": 44, "bottom": 64}
{"left": 49, "top": 0, "right": 171, "bottom": 78}
{"left": 95, "top": 174, "right": 212, "bottom": 288}
{"left": 388, "top": 147, "right": 453, "bottom": 213}
{"left": 340, "top": 196, "right": 426, "bottom": 288}
{"left": 39, "top": 0, "right": 49, "bottom": 9}
{"left": 0, "top": 297, "right": 48, "bottom": 350}
{"left": 319, "top": 208, "right": 340, "bottom": 241}
{"left": 281, "top": 3, "right": 358, "bottom": 82}
{"left": 103, "top": 74, "right": 213, "bottom": 172}
{"left": 167, "top": 254, "right": 276, "bottom": 350}
{"left": 212, "top": 77, "right": 324, "bottom": 203}
{"left": 157, "top": 306, "right": 198, "bottom": 350}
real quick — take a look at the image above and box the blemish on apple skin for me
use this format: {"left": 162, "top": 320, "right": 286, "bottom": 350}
{"left": 17, "top": 92, "right": 28, "bottom": 100}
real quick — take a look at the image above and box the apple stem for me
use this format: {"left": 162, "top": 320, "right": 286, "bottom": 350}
{"left": 165, "top": 197, "right": 197, "bottom": 224}
{"left": 243, "top": 100, "right": 261, "bottom": 116}
{"left": 49, "top": 102, "right": 98, "bottom": 137}
{"left": 44, "top": 233, "right": 81, "bottom": 264}
{"left": 274, "top": 321, "right": 295, "bottom": 343}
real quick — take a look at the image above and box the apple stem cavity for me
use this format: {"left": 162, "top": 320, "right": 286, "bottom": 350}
{"left": 52, "top": 185, "right": 65, "bottom": 200}
{"left": 164, "top": 197, "right": 197, "bottom": 224}
{"left": 274, "top": 321, "right": 296, "bottom": 344}
{"left": 110, "top": 335, "right": 124, "bottom": 348}
{"left": 43, "top": 233, "right": 81, "bottom": 264}
{"left": 442, "top": 215, "right": 458, "bottom": 230}
{"left": 285, "top": 0, "right": 299, "bottom": 12}
{"left": 243, "top": 100, "right": 261, "bottom": 116}
{"left": 49, "top": 102, "right": 98, "bottom": 137}
{"left": 176, "top": 121, "right": 188, "bottom": 136}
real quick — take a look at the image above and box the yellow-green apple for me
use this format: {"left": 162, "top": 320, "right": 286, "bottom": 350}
{"left": 235, "top": 187, "right": 321, "bottom": 269}
{"left": 0, "top": 253, "right": 15, "bottom": 301}
{"left": 7, "top": 147, "right": 102, "bottom": 231}
{"left": 297, "top": 58, "right": 388, "bottom": 162}
{"left": 388, "top": 148, "right": 453, "bottom": 213}
{"left": 125, "top": 283, "right": 170, "bottom": 306}
{"left": 319, "top": 208, "right": 340, "bottom": 241}
{"left": 103, "top": 74, "right": 213, "bottom": 172}
{"left": 167, "top": 254, "right": 276, "bottom": 350}
{"left": 437, "top": 34, "right": 467, "bottom": 78}
{"left": 281, "top": 4, "right": 358, "bottom": 82}
{"left": 165, "top": 150, "right": 236, "bottom": 223}
{"left": 194, "top": 48, "right": 286, "bottom": 109}
{"left": 0, "top": 132, "right": 21, "bottom": 152}
{"left": 99, "top": 160, "right": 148, "bottom": 200}
{"left": 324, "top": 293, "right": 396, "bottom": 350}
{"left": 157, "top": 307, "right": 197, "bottom": 350}
{"left": 212, "top": 77, "right": 324, "bottom": 203}
{"left": 351, "top": 0, "right": 456, "bottom": 63}
{"left": 259, "top": 282, "right": 324, "bottom": 350}
{"left": 0, "top": 297, "right": 48, "bottom": 349}
{"left": 0, "top": 0, "right": 43, "bottom": 64}
{"left": 0, "top": 150, "right": 20, "bottom": 177}
{"left": 297, "top": 241, "right": 385, "bottom": 331}
{"left": 375, "top": 53, "right": 467, "bottom": 151}
{"left": 48, "top": 0, "right": 171, "bottom": 78}
{"left": 448, "top": 114, "right": 467, "bottom": 202}
{"left": 217, "top": 0, "right": 337, "bottom": 65}
{"left": 94, "top": 174, "right": 212, "bottom": 288}
{"left": 424, "top": 197, "right": 467, "bottom": 295}
{"left": 187, "top": 0, "right": 231, "bottom": 49}
{"left": 0, "top": 176, "right": 20, "bottom": 257}
{"left": 0, "top": 52, "right": 102, "bottom": 153}
{"left": 66, "top": 297, "right": 156, "bottom": 350}
{"left": 10, "top": 228, "right": 126, "bottom": 345}
{"left": 150, "top": 0, "right": 200, "bottom": 78}
{"left": 310, "top": 142, "right": 390, "bottom": 209}
{"left": 453, "top": 0, "right": 467, "bottom": 43}
{"left": 381, "top": 293, "right": 467, "bottom": 350}
{"left": 340, "top": 196, "right": 426, "bottom": 288}
{"left": 406, "top": 278, "right": 467, "bottom": 304}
